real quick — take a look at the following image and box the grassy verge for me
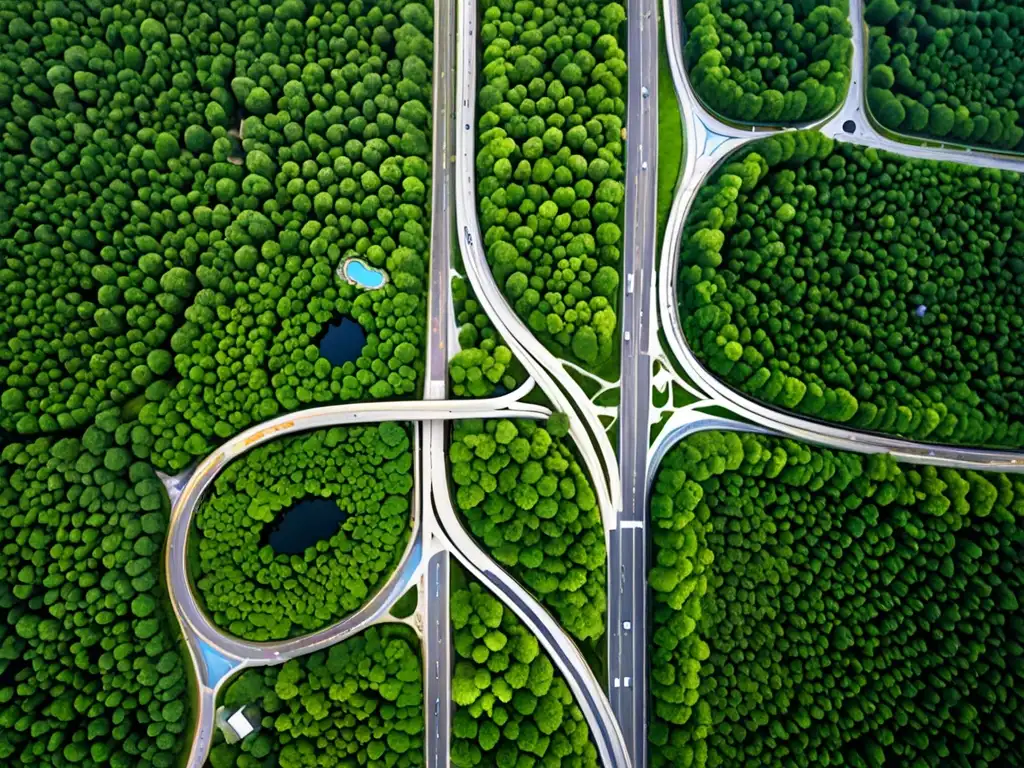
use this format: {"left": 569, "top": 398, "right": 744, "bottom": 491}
{"left": 656, "top": 19, "right": 683, "bottom": 247}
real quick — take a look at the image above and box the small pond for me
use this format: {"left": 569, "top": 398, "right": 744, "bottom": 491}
{"left": 263, "top": 497, "right": 347, "bottom": 555}
{"left": 338, "top": 257, "right": 388, "bottom": 290}
{"left": 316, "top": 316, "right": 366, "bottom": 367}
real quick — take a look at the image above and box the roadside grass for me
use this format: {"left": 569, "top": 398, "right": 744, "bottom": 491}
{"left": 656, "top": 20, "right": 683, "bottom": 247}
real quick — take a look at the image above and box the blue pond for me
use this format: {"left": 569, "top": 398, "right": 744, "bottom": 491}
{"left": 264, "top": 497, "right": 347, "bottom": 555}
{"left": 343, "top": 258, "right": 388, "bottom": 289}
{"left": 317, "top": 316, "right": 366, "bottom": 367}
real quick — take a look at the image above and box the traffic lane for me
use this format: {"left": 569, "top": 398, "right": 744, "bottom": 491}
{"left": 607, "top": 526, "right": 645, "bottom": 765}
{"left": 425, "top": 549, "right": 450, "bottom": 768}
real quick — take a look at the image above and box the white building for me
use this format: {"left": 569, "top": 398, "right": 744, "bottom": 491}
{"left": 215, "top": 705, "right": 259, "bottom": 745}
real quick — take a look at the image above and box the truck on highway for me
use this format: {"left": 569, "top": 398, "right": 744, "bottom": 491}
{"left": 627, "top": 273, "right": 634, "bottom": 294}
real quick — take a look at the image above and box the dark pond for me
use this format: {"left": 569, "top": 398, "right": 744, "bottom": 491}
{"left": 316, "top": 316, "right": 366, "bottom": 367}
{"left": 263, "top": 497, "right": 347, "bottom": 555}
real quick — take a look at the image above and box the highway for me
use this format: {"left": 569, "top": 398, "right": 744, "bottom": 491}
{"left": 656, "top": 0, "right": 1024, "bottom": 476}
{"left": 610, "top": 0, "right": 658, "bottom": 764}
{"left": 423, "top": 547, "right": 450, "bottom": 768}
{"left": 453, "top": 0, "right": 621, "bottom": 528}
{"left": 425, "top": 0, "right": 454, "bottom": 399}
{"left": 423, "top": 0, "right": 456, "bottom": 756}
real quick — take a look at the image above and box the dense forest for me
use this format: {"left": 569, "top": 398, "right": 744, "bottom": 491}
{"left": 679, "top": 130, "right": 1024, "bottom": 447}
{"left": 476, "top": 0, "right": 627, "bottom": 371}
{"left": 449, "top": 274, "right": 525, "bottom": 398}
{"left": 451, "top": 578, "right": 599, "bottom": 767}
{"left": 193, "top": 423, "right": 413, "bottom": 641}
{"left": 866, "top": 0, "right": 1024, "bottom": 152}
{"left": 450, "top": 416, "right": 606, "bottom": 646}
{"left": 0, "top": 432, "right": 189, "bottom": 767}
{"left": 649, "top": 430, "right": 1023, "bottom": 767}
{"left": 206, "top": 625, "right": 424, "bottom": 768}
{"left": 0, "top": 0, "right": 434, "bottom": 472}
{"left": 683, "top": 0, "right": 852, "bottom": 124}
{"left": 0, "top": 0, "right": 436, "bottom": 760}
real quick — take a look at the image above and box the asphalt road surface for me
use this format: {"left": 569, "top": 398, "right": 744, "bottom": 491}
{"left": 426, "top": 0, "right": 454, "bottom": 397}
{"left": 423, "top": 0, "right": 456, "bottom": 757}
{"left": 425, "top": 548, "right": 451, "bottom": 768}
{"left": 610, "top": 0, "right": 659, "bottom": 764}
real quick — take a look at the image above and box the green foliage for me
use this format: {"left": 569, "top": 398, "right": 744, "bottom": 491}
{"left": 390, "top": 586, "right": 419, "bottom": 619}
{"left": 450, "top": 419, "right": 606, "bottom": 644}
{"left": 449, "top": 275, "right": 526, "bottom": 397}
{"left": 649, "top": 430, "right": 1024, "bottom": 768}
{"left": 194, "top": 424, "right": 413, "bottom": 641}
{"left": 866, "top": 0, "right": 1024, "bottom": 152}
{"left": 451, "top": 580, "right": 599, "bottom": 767}
{"left": 0, "top": 0, "right": 433, "bottom": 472}
{"left": 207, "top": 625, "right": 423, "bottom": 768}
{"left": 679, "top": 130, "right": 1024, "bottom": 447}
{"left": 684, "top": 0, "right": 852, "bottom": 124}
{"left": 476, "top": 0, "right": 627, "bottom": 371}
{"left": 658, "top": 31, "right": 683, "bottom": 240}
{"left": 0, "top": 435, "right": 188, "bottom": 767}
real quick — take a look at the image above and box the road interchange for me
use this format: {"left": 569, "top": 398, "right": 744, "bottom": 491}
{"left": 160, "top": 0, "right": 1024, "bottom": 766}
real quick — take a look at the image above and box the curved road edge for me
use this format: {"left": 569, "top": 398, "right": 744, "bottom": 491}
{"left": 657, "top": 0, "right": 1024, "bottom": 476}
{"left": 453, "top": 0, "right": 622, "bottom": 528}
{"left": 425, "top": 418, "right": 633, "bottom": 768}
{"left": 168, "top": 388, "right": 549, "bottom": 768}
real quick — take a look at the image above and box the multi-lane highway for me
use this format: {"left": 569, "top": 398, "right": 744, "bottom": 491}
{"left": 423, "top": 0, "right": 456, "bottom": 756}
{"left": 425, "top": 0, "right": 455, "bottom": 399}
{"left": 610, "top": 0, "right": 659, "bottom": 764}
{"left": 423, "top": 545, "right": 451, "bottom": 768}
{"left": 657, "top": 0, "right": 1024, "bottom": 476}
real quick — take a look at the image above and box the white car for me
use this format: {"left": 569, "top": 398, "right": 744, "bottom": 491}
{"left": 641, "top": 86, "right": 649, "bottom": 99}
{"left": 624, "top": 677, "right": 632, "bottom": 688}
{"left": 641, "top": 161, "right": 648, "bottom": 171}
{"left": 622, "top": 620, "right": 631, "bottom": 631}
{"left": 624, "top": 331, "right": 631, "bottom": 342}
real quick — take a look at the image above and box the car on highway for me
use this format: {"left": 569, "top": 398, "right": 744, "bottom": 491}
{"left": 641, "top": 86, "right": 649, "bottom": 99}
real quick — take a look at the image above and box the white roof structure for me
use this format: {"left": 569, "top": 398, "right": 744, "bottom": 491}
{"left": 226, "top": 708, "right": 255, "bottom": 740}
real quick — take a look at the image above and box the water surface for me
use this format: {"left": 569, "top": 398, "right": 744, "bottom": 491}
{"left": 342, "top": 257, "right": 388, "bottom": 289}
{"left": 264, "top": 497, "right": 347, "bottom": 555}
{"left": 316, "top": 316, "right": 366, "bottom": 367}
